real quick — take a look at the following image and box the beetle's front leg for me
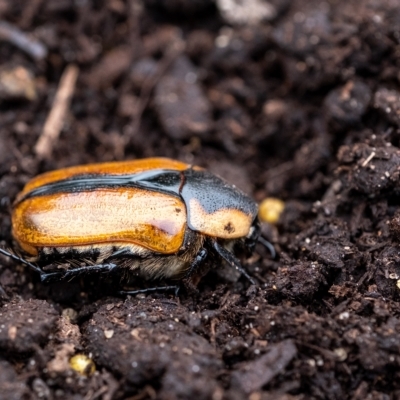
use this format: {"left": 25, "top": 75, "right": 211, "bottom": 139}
{"left": 211, "top": 240, "right": 256, "bottom": 285}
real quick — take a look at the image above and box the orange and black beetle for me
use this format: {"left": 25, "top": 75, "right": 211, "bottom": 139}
{"left": 0, "top": 158, "right": 271, "bottom": 293}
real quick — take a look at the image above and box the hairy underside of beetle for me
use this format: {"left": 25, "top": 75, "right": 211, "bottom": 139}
{"left": 35, "top": 231, "right": 207, "bottom": 282}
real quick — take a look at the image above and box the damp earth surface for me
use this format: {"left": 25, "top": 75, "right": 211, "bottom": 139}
{"left": 1, "top": 0, "right": 400, "bottom": 399}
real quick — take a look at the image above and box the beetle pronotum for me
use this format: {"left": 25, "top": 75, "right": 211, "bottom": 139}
{"left": 0, "top": 158, "right": 274, "bottom": 294}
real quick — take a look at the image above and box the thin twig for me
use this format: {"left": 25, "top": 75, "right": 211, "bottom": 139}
{"left": 35, "top": 64, "right": 79, "bottom": 159}
{"left": 0, "top": 20, "right": 47, "bottom": 60}
{"left": 361, "top": 151, "right": 375, "bottom": 167}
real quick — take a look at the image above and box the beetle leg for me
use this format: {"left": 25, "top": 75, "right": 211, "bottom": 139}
{"left": 258, "top": 236, "right": 276, "bottom": 259}
{"left": 211, "top": 240, "right": 256, "bottom": 285}
{"left": 0, "top": 248, "right": 44, "bottom": 274}
{"left": 40, "top": 263, "right": 119, "bottom": 283}
{"left": 184, "top": 248, "right": 208, "bottom": 279}
{"left": 119, "top": 285, "right": 180, "bottom": 296}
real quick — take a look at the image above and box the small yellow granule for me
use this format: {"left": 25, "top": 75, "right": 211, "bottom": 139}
{"left": 259, "top": 198, "right": 285, "bottom": 224}
{"left": 69, "top": 354, "right": 96, "bottom": 376}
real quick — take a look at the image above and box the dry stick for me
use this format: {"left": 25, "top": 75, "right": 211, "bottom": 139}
{"left": 35, "top": 65, "right": 79, "bottom": 159}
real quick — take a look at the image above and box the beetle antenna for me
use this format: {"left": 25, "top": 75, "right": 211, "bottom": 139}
{"left": 258, "top": 236, "right": 276, "bottom": 259}
{"left": 211, "top": 240, "right": 256, "bottom": 285}
{"left": 0, "top": 247, "right": 43, "bottom": 274}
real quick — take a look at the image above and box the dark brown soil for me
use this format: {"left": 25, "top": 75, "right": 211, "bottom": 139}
{"left": 1, "top": 0, "right": 400, "bottom": 399}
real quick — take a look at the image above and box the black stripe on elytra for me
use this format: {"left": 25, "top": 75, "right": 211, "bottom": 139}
{"left": 16, "top": 167, "right": 258, "bottom": 228}
{"left": 16, "top": 169, "right": 184, "bottom": 204}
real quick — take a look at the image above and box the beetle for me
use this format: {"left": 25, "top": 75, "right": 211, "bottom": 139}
{"left": 0, "top": 158, "right": 273, "bottom": 294}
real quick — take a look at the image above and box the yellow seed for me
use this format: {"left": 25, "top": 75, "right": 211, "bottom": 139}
{"left": 259, "top": 198, "right": 285, "bottom": 224}
{"left": 397, "top": 280, "right": 400, "bottom": 290}
{"left": 69, "top": 354, "right": 96, "bottom": 376}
